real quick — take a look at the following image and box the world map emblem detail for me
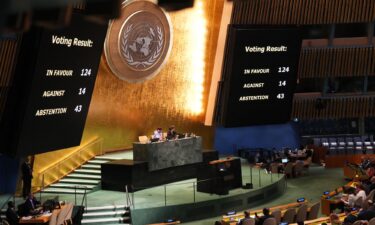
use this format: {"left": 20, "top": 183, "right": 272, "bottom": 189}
{"left": 105, "top": 1, "right": 173, "bottom": 83}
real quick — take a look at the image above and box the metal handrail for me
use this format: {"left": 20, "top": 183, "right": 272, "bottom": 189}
{"left": 36, "top": 137, "right": 103, "bottom": 190}
{"left": 38, "top": 137, "right": 103, "bottom": 174}
{"left": 0, "top": 195, "right": 13, "bottom": 211}
{"left": 125, "top": 185, "right": 133, "bottom": 208}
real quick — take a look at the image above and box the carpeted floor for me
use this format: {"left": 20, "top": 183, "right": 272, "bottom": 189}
{"left": 183, "top": 164, "right": 347, "bottom": 225}
{"left": 1, "top": 162, "right": 347, "bottom": 225}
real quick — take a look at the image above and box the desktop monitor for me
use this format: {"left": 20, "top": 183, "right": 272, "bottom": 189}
{"left": 226, "top": 211, "right": 236, "bottom": 216}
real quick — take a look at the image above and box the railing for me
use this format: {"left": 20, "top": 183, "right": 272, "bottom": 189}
{"left": 35, "top": 137, "right": 103, "bottom": 192}
{"left": 0, "top": 194, "right": 15, "bottom": 213}
{"left": 125, "top": 185, "right": 133, "bottom": 208}
{"left": 126, "top": 166, "right": 286, "bottom": 209}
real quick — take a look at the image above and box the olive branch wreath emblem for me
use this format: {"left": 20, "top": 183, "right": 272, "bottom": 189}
{"left": 121, "top": 24, "right": 164, "bottom": 69}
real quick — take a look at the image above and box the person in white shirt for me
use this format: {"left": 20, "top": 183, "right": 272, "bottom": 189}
{"left": 354, "top": 185, "right": 367, "bottom": 206}
{"left": 152, "top": 128, "right": 163, "bottom": 141}
{"left": 342, "top": 185, "right": 366, "bottom": 207}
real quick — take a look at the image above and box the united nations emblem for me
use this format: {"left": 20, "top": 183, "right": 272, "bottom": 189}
{"left": 104, "top": 0, "right": 173, "bottom": 83}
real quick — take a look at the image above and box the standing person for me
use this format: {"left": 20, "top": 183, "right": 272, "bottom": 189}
{"left": 6, "top": 201, "right": 19, "bottom": 225}
{"left": 21, "top": 158, "right": 33, "bottom": 199}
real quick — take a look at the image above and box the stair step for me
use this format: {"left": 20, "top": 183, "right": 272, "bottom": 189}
{"left": 86, "top": 205, "right": 126, "bottom": 212}
{"left": 67, "top": 174, "right": 101, "bottom": 179}
{"left": 60, "top": 178, "right": 100, "bottom": 184}
{"left": 83, "top": 210, "right": 128, "bottom": 217}
{"left": 95, "top": 155, "right": 123, "bottom": 161}
{"left": 50, "top": 183, "right": 95, "bottom": 189}
{"left": 42, "top": 187, "right": 87, "bottom": 194}
{"left": 81, "top": 217, "right": 130, "bottom": 224}
{"left": 82, "top": 164, "right": 101, "bottom": 169}
{"left": 75, "top": 169, "right": 101, "bottom": 174}
{"left": 87, "top": 159, "right": 109, "bottom": 164}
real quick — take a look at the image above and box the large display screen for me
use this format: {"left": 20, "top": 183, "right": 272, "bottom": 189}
{"left": 0, "top": 13, "right": 107, "bottom": 156}
{"left": 218, "top": 26, "right": 302, "bottom": 127}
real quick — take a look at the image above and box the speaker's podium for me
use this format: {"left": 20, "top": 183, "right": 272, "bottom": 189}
{"left": 197, "top": 157, "right": 242, "bottom": 195}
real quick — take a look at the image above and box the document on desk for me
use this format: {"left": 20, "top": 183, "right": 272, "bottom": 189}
{"left": 21, "top": 216, "right": 33, "bottom": 220}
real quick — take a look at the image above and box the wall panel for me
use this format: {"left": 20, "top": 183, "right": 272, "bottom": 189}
{"left": 232, "top": 0, "right": 375, "bottom": 25}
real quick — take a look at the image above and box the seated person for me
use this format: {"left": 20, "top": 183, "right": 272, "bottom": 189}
{"left": 368, "top": 200, "right": 375, "bottom": 211}
{"left": 152, "top": 128, "right": 163, "bottom": 141}
{"left": 357, "top": 207, "right": 375, "bottom": 221}
{"left": 6, "top": 201, "right": 19, "bottom": 225}
{"left": 166, "top": 125, "right": 177, "bottom": 140}
{"left": 343, "top": 207, "right": 357, "bottom": 225}
{"left": 255, "top": 208, "right": 273, "bottom": 225}
{"left": 330, "top": 213, "right": 342, "bottom": 225}
{"left": 341, "top": 186, "right": 358, "bottom": 207}
{"left": 24, "top": 193, "right": 41, "bottom": 215}
{"left": 238, "top": 211, "right": 253, "bottom": 225}
{"left": 365, "top": 176, "right": 375, "bottom": 194}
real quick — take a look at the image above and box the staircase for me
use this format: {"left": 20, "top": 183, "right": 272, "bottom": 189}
{"left": 41, "top": 156, "right": 114, "bottom": 195}
{"left": 81, "top": 205, "right": 131, "bottom": 225}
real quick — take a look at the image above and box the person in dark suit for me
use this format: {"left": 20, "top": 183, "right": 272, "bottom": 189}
{"left": 6, "top": 201, "right": 19, "bottom": 225}
{"left": 343, "top": 207, "right": 357, "bottom": 225}
{"left": 166, "top": 125, "right": 177, "bottom": 140}
{"left": 237, "top": 211, "right": 253, "bottom": 225}
{"left": 357, "top": 209, "right": 375, "bottom": 221}
{"left": 21, "top": 159, "right": 33, "bottom": 199}
{"left": 24, "top": 193, "right": 41, "bottom": 216}
{"left": 255, "top": 208, "right": 273, "bottom": 225}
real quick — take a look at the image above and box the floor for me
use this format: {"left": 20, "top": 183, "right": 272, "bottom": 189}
{"left": 30, "top": 159, "right": 282, "bottom": 209}
{"left": 1, "top": 158, "right": 347, "bottom": 225}
{"left": 183, "top": 165, "right": 347, "bottom": 225}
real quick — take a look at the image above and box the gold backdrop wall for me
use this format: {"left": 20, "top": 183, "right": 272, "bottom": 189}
{"left": 33, "top": 0, "right": 225, "bottom": 177}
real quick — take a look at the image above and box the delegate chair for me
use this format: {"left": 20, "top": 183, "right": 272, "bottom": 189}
{"left": 294, "top": 161, "right": 305, "bottom": 177}
{"left": 64, "top": 203, "right": 74, "bottom": 225}
{"left": 369, "top": 217, "right": 375, "bottom": 225}
{"left": 295, "top": 204, "right": 308, "bottom": 223}
{"left": 354, "top": 197, "right": 363, "bottom": 208}
{"left": 270, "top": 163, "right": 279, "bottom": 174}
{"left": 270, "top": 210, "right": 281, "bottom": 224}
{"left": 242, "top": 218, "right": 255, "bottom": 225}
{"left": 346, "top": 137, "right": 355, "bottom": 153}
{"left": 362, "top": 190, "right": 375, "bottom": 210}
{"left": 307, "top": 202, "right": 320, "bottom": 220}
{"left": 56, "top": 203, "right": 74, "bottom": 225}
{"left": 282, "top": 208, "right": 296, "bottom": 223}
{"left": 284, "top": 162, "right": 294, "bottom": 178}
{"left": 263, "top": 218, "right": 276, "bottom": 225}
{"left": 49, "top": 210, "right": 59, "bottom": 225}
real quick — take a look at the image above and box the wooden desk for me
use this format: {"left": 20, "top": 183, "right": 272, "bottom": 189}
{"left": 221, "top": 202, "right": 308, "bottom": 225}
{"left": 19, "top": 205, "right": 65, "bottom": 224}
{"left": 148, "top": 221, "right": 181, "bottom": 225}
{"left": 320, "top": 182, "right": 355, "bottom": 216}
{"left": 19, "top": 213, "right": 51, "bottom": 224}
{"left": 289, "top": 213, "right": 346, "bottom": 225}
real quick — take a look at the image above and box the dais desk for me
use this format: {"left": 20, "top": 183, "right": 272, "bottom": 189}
{"left": 133, "top": 136, "right": 203, "bottom": 171}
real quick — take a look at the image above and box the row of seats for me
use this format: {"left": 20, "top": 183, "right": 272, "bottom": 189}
{"left": 221, "top": 202, "right": 320, "bottom": 225}
{"left": 314, "top": 135, "right": 375, "bottom": 154}
{"left": 271, "top": 202, "right": 321, "bottom": 224}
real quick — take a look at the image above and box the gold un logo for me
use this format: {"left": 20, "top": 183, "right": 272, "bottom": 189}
{"left": 104, "top": 0, "right": 173, "bottom": 83}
